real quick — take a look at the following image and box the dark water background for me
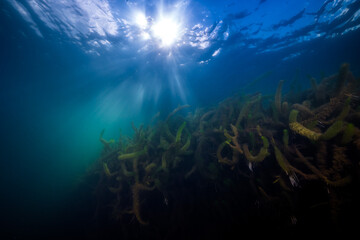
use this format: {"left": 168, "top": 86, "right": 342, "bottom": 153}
{"left": 1, "top": 0, "right": 360, "bottom": 238}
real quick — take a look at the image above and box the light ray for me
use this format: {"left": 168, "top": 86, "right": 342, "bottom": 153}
{"left": 152, "top": 16, "right": 181, "bottom": 47}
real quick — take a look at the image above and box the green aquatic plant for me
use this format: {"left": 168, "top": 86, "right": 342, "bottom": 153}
{"left": 243, "top": 136, "right": 270, "bottom": 163}
{"left": 320, "top": 120, "right": 343, "bottom": 141}
{"left": 166, "top": 104, "right": 191, "bottom": 122}
{"left": 217, "top": 142, "right": 241, "bottom": 170}
{"left": 289, "top": 94, "right": 350, "bottom": 142}
{"left": 224, "top": 124, "right": 243, "bottom": 154}
{"left": 89, "top": 63, "right": 360, "bottom": 235}
{"left": 175, "top": 121, "right": 186, "bottom": 143}
{"left": 292, "top": 103, "right": 314, "bottom": 118}
{"left": 103, "top": 162, "right": 113, "bottom": 177}
{"left": 275, "top": 80, "right": 284, "bottom": 114}
{"left": 294, "top": 147, "right": 351, "bottom": 187}
{"left": 289, "top": 109, "right": 346, "bottom": 142}
{"left": 120, "top": 161, "right": 134, "bottom": 177}
{"left": 289, "top": 109, "right": 322, "bottom": 141}
{"left": 132, "top": 182, "right": 155, "bottom": 225}
{"left": 160, "top": 121, "right": 192, "bottom": 171}
{"left": 118, "top": 148, "right": 147, "bottom": 160}
{"left": 235, "top": 94, "right": 261, "bottom": 128}
{"left": 341, "top": 123, "right": 355, "bottom": 144}
{"left": 335, "top": 63, "right": 349, "bottom": 94}
{"left": 99, "top": 129, "right": 115, "bottom": 152}
{"left": 337, "top": 97, "right": 351, "bottom": 121}
{"left": 282, "top": 129, "right": 289, "bottom": 149}
{"left": 242, "top": 71, "right": 272, "bottom": 91}
{"left": 271, "top": 138, "right": 290, "bottom": 175}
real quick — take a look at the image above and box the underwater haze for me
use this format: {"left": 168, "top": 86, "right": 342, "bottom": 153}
{"left": 1, "top": 0, "right": 360, "bottom": 239}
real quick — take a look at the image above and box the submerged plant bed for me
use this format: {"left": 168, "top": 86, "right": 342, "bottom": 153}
{"left": 78, "top": 64, "right": 360, "bottom": 239}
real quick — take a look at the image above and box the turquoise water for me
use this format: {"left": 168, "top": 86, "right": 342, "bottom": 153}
{"left": 1, "top": 0, "right": 360, "bottom": 239}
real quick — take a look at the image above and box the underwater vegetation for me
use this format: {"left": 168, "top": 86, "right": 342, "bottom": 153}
{"left": 83, "top": 63, "right": 360, "bottom": 239}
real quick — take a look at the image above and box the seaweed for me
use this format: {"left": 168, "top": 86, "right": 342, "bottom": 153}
{"left": 243, "top": 136, "right": 270, "bottom": 163}
{"left": 83, "top": 63, "right": 360, "bottom": 238}
{"left": 289, "top": 109, "right": 322, "bottom": 141}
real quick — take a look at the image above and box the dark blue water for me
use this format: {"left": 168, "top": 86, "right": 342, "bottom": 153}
{"left": 1, "top": 0, "right": 360, "bottom": 239}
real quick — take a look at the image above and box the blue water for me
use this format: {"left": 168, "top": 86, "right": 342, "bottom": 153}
{"left": 1, "top": 0, "right": 360, "bottom": 238}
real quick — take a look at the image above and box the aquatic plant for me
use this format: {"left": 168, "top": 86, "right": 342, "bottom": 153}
{"left": 275, "top": 80, "right": 284, "bottom": 114}
{"left": 217, "top": 125, "right": 241, "bottom": 169}
{"left": 341, "top": 123, "right": 355, "bottom": 144}
{"left": 282, "top": 129, "right": 289, "bottom": 149}
{"left": 289, "top": 104, "right": 347, "bottom": 142}
{"left": 271, "top": 138, "right": 290, "bottom": 175}
{"left": 289, "top": 109, "right": 322, "bottom": 141}
{"left": 99, "top": 129, "right": 115, "bottom": 153}
{"left": 243, "top": 136, "right": 270, "bottom": 163}
{"left": 86, "top": 63, "right": 360, "bottom": 236}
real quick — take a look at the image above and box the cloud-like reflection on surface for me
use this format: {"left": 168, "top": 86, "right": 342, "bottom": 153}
{"left": 7, "top": 0, "right": 360, "bottom": 57}
{"left": 5, "top": 0, "right": 360, "bottom": 119}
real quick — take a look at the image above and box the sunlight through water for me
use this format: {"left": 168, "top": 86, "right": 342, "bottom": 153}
{"left": 152, "top": 16, "right": 182, "bottom": 47}
{"left": 2, "top": 0, "right": 360, "bottom": 239}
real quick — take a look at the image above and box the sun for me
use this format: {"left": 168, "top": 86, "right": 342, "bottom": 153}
{"left": 134, "top": 12, "right": 148, "bottom": 29}
{"left": 152, "top": 16, "right": 181, "bottom": 47}
{"left": 131, "top": 3, "right": 186, "bottom": 48}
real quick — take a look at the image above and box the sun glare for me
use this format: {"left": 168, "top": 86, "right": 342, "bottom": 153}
{"left": 134, "top": 12, "right": 148, "bottom": 29}
{"left": 152, "top": 17, "right": 181, "bottom": 47}
{"left": 131, "top": 3, "right": 186, "bottom": 48}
